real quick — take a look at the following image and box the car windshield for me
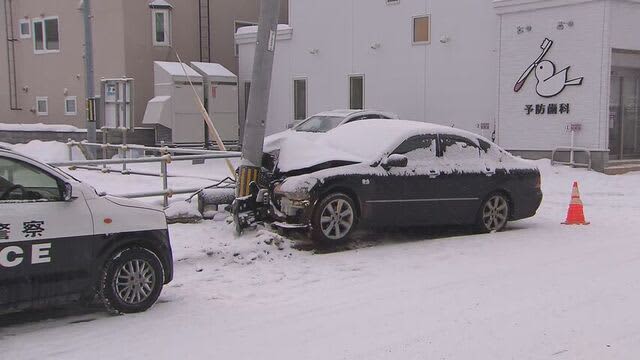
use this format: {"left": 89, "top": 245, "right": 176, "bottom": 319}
{"left": 294, "top": 116, "right": 345, "bottom": 133}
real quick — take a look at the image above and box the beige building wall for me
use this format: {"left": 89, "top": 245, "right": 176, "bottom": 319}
{"left": 0, "top": 0, "right": 288, "bottom": 128}
{"left": 0, "top": 0, "right": 127, "bottom": 127}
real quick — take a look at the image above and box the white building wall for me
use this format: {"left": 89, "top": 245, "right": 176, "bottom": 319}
{"left": 496, "top": 0, "right": 609, "bottom": 151}
{"left": 238, "top": 0, "right": 499, "bottom": 137}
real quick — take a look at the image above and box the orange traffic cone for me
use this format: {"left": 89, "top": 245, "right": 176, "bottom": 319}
{"left": 562, "top": 182, "right": 590, "bottom": 225}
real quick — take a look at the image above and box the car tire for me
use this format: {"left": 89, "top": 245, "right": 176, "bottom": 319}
{"left": 99, "top": 247, "right": 165, "bottom": 315}
{"left": 476, "top": 193, "right": 510, "bottom": 233}
{"left": 311, "top": 193, "right": 357, "bottom": 246}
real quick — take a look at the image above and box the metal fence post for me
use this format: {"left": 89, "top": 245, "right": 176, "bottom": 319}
{"left": 67, "top": 138, "right": 73, "bottom": 161}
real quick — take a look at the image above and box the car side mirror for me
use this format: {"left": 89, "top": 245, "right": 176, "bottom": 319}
{"left": 382, "top": 154, "right": 408, "bottom": 169}
{"left": 63, "top": 182, "right": 73, "bottom": 201}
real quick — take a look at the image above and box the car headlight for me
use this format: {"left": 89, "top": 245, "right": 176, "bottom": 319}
{"left": 274, "top": 178, "right": 317, "bottom": 201}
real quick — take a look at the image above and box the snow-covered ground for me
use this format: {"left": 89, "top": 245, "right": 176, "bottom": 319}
{"left": 1, "top": 145, "right": 640, "bottom": 359}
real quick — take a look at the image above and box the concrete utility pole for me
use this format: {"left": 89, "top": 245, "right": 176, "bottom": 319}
{"left": 236, "top": 0, "right": 281, "bottom": 197}
{"left": 82, "top": 0, "right": 97, "bottom": 152}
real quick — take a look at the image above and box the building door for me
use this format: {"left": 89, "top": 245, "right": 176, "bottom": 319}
{"left": 610, "top": 69, "right": 640, "bottom": 160}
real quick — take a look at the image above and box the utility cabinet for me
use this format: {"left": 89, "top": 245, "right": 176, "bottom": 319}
{"left": 190, "top": 62, "right": 239, "bottom": 143}
{"left": 143, "top": 61, "right": 205, "bottom": 144}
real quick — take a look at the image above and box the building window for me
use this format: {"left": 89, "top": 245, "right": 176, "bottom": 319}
{"left": 64, "top": 96, "right": 77, "bottom": 116}
{"left": 235, "top": 21, "right": 257, "bottom": 56}
{"left": 19, "top": 19, "right": 31, "bottom": 39}
{"left": 413, "top": 15, "right": 430, "bottom": 44}
{"left": 36, "top": 97, "right": 48, "bottom": 116}
{"left": 293, "top": 78, "right": 307, "bottom": 121}
{"left": 33, "top": 17, "right": 59, "bottom": 53}
{"left": 349, "top": 75, "right": 364, "bottom": 110}
{"left": 152, "top": 9, "right": 171, "bottom": 46}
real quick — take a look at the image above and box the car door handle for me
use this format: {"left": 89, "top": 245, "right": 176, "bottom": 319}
{"left": 428, "top": 170, "right": 439, "bottom": 178}
{"left": 484, "top": 169, "right": 496, "bottom": 176}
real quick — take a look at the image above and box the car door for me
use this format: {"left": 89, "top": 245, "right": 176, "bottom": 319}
{"left": 385, "top": 134, "right": 449, "bottom": 226}
{"left": 0, "top": 155, "right": 94, "bottom": 306}
{"left": 437, "top": 134, "right": 489, "bottom": 225}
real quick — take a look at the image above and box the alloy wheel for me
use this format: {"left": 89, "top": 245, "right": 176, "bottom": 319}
{"left": 320, "top": 198, "right": 354, "bottom": 240}
{"left": 482, "top": 195, "right": 509, "bottom": 231}
{"left": 114, "top": 259, "right": 156, "bottom": 305}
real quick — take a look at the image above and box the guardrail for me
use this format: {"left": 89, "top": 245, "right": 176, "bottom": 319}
{"left": 551, "top": 146, "right": 592, "bottom": 170}
{"left": 52, "top": 140, "right": 239, "bottom": 207}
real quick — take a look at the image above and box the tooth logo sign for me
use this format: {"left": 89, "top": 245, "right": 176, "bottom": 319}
{"left": 514, "top": 38, "right": 584, "bottom": 98}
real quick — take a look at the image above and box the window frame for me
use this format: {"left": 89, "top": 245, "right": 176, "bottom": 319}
{"left": 19, "top": 18, "right": 31, "bottom": 39}
{"left": 412, "top": 15, "right": 431, "bottom": 45}
{"left": 0, "top": 156, "right": 64, "bottom": 203}
{"left": 392, "top": 134, "right": 440, "bottom": 158}
{"left": 32, "top": 16, "right": 60, "bottom": 54}
{"left": 64, "top": 96, "right": 77, "bottom": 116}
{"left": 293, "top": 77, "right": 308, "bottom": 122}
{"left": 152, "top": 9, "right": 171, "bottom": 47}
{"left": 35, "top": 96, "right": 49, "bottom": 116}
{"left": 349, "top": 74, "right": 365, "bottom": 110}
{"left": 439, "top": 134, "right": 482, "bottom": 159}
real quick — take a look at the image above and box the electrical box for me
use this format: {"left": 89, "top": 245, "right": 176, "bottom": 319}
{"left": 100, "top": 78, "right": 134, "bottom": 130}
{"left": 190, "top": 62, "right": 239, "bottom": 143}
{"left": 143, "top": 62, "right": 205, "bottom": 144}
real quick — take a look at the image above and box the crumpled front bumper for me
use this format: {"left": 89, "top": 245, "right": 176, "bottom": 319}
{"left": 271, "top": 195, "right": 314, "bottom": 229}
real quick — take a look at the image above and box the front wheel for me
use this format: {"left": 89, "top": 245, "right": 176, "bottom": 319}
{"left": 311, "top": 193, "right": 358, "bottom": 246}
{"left": 99, "top": 247, "right": 165, "bottom": 314}
{"left": 476, "top": 193, "right": 510, "bottom": 233}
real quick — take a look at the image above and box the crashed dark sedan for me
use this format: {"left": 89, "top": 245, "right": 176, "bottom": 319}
{"left": 269, "top": 120, "right": 543, "bottom": 246}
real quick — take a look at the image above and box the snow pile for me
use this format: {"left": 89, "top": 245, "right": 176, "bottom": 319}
{"left": 165, "top": 200, "right": 202, "bottom": 223}
{"left": 0, "top": 123, "right": 84, "bottom": 132}
{"left": 1, "top": 140, "right": 85, "bottom": 162}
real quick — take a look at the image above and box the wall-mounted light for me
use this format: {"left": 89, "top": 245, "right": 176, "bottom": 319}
{"left": 308, "top": 48, "right": 319, "bottom": 55}
{"left": 557, "top": 20, "right": 574, "bottom": 30}
{"left": 370, "top": 42, "right": 381, "bottom": 50}
{"left": 439, "top": 35, "right": 451, "bottom": 44}
{"left": 517, "top": 25, "right": 532, "bottom": 34}
{"left": 22, "top": 85, "right": 29, "bottom": 93}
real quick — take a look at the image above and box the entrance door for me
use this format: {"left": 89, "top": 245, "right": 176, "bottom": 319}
{"left": 610, "top": 69, "right": 640, "bottom": 160}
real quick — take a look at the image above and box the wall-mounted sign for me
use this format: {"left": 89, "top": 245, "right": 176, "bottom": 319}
{"left": 514, "top": 38, "right": 584, "bottom": 98}
{"left": 524, "top": 103, "right": 570, "bottom": 115}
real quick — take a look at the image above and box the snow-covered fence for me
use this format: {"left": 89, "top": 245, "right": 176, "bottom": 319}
{"left": 50, "top": 142, "right": 240, "bottom": 206}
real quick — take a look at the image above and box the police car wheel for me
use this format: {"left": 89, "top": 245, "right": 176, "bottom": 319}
{"left": 99, "top": 247, "right": 165, "bottom": 314}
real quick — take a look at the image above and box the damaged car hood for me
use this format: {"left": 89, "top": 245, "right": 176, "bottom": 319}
{"left": 275, "top": 136, "right": 365, "bottom": 175}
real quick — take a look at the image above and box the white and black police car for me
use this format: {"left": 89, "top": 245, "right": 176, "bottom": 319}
{"left": 0, "top": 146, "right": 173, "bottom": 314}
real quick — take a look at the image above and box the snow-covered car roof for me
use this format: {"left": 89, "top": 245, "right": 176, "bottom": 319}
{"left": 321, "top": 120, "right": 485, "bottom": 161}
{"left": 312, "top": 109, "right": 398, "bottom": 119}
{"left": 276, "top": 120, "right": 501, "bottom": 173}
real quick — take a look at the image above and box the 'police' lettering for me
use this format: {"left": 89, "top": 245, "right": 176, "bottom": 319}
{"left": 32, "top": 243, "right": 52, "bottom": 264}
{"left": 0, "top": 246, "right": 24, "bottom": 267}
{"left": 0, "top": 243, "right": 52, "bottom": 267}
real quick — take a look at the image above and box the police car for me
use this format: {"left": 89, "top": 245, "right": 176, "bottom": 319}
{"left": 0, "top": 146, "right": 173, "bottom": 314}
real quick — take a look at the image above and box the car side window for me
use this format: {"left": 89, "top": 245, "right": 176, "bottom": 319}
{"left": 0, "top": 157, "right": 62, "bottom": 202}
{"left": 347, "top": 114, "right": 387, "bottom": 123}
{"left": 392, "top": 135, "right": 438, "bottom": 165}
{"left": 440, "top": 135, "right": 481, "bottom": 161}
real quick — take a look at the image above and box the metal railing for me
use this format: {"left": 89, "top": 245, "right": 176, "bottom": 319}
{"left": 551, "top": 147, "right": 592, "bottom": 170}
{"left": 52, "top": 140, "right": 239, "bottom": 206}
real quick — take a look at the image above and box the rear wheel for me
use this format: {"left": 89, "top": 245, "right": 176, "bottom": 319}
{"left": 311, "top": 193, "right": 357, "bottom": 246}
{"left": 99, "top": 247, "right": 165, "bottom": 314}
{"left": 476, "top": 193, "right": 510, "bottom": 233}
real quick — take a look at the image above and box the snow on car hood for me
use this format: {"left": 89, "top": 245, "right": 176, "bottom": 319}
{"left": 275, "top": 135, "right": 366, "bottom": 173}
